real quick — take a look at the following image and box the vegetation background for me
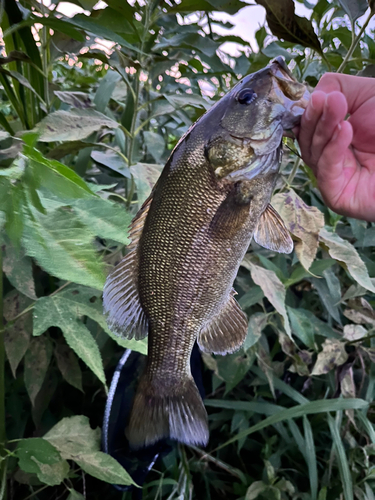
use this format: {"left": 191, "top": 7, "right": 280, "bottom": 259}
{"left": 1, "top": 0, "right": 375, "bottom": 498}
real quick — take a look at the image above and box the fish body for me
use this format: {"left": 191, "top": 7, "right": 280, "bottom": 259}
{"left": 103, "top": 57, "right": 309, "bottom": 449}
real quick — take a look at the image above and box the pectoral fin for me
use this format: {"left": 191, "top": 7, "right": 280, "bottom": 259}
{"left": 254, "top": 204, "right": 293, "bottom": 254}
{"left": 103, "top": 195, "right": 152, "bottom": 340}
{"left": 198, "top": 291, "right": 248, "bottom": 355}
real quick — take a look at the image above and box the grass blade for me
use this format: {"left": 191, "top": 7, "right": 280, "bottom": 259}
{"left": 327, "top": 413, "right": 353, "bottom": 500}
{"left": 216, "top": 399, "right": 368, "bottom": 450}
{"left": 303, "top": 415, "right": 318, "bottom": 500}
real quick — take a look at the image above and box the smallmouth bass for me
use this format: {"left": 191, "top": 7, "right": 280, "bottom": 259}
{"left": 103, "top": 57, "right": 309, "bottom": 449}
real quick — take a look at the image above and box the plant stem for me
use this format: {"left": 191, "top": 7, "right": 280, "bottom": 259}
{"left": 337, "top": 9, "right": 375, "bottom": 73}
{"left": 0, "top": 246, "right": 7, "bottom": 499}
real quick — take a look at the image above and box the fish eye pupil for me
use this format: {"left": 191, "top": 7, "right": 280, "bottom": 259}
{"left": 237, "top": 88, "right": 256, "bottom": 105}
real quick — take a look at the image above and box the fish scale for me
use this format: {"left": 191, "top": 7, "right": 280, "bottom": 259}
{"left": 103, "top": 57, "right": 310, "bottom": 449}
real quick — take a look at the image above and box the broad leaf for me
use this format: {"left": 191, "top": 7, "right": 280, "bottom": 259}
{"left": 74, "top": 452, "right": 135, "bottom": 485}
{"left": 33, "top": 285, "right": 147, "bottom": 354}
{"left": 247, "top": 261, "right": 291, "bottom": 337}
{"left": 35, "top": 109, "right": 120, "bottom": 142}
{"left": 23, "top": 205, "right": 106, "bottom": 290}
{"left": 33, "top": 295, "right": 106, "bottom": 385}
{"left": 24, "top": 336, "right": 53, "bottom": 405}
{"left": 54, "top": 90, "right": 93, "bottom": 109}
{"left": 3, "top": 291, "right": 32, "bottom": 377}
{"left": 319, "top": 227, "right": 375, "bottom": 293}
{"left": 255, "top": 0, "right": 322, "bottom": 53}
{"left": 54, "top": 342, "right": 83, "bottom": 392}
{"left": 272, "top": 190, "right": 324, "bottom": 271}
{"left": 44, "top": 415, "right": 100, "bottom": 457}
{"left": 338, "top": 0, "right": 368, "bottom": 20}
{"left": 72, "top": 197, "right": 132, "bottom": 245}
{"left": 16, "top": 438, "right": 67, "bottom": 486}
{"left": 43, "top": 415, "right": 100, "bottom": 460}
{"left": 130, "top": 163, "right": 162, "bottom": 205}
{"left": 311, "top": 339, "right": 348, "bottom": 376}
{"left": 2, "top": 237, "right": 36, "bottom": 299}
{"left": 143, "top": 131, "right": 165, "bottom": 163}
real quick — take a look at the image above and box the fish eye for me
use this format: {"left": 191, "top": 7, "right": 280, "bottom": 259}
{"left": 237, "top": 88, "right": 256, "bottom": 105}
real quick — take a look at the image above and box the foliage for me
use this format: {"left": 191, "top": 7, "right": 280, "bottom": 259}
{"left": 0, "top": 0, "right": 375, "bottom": 499}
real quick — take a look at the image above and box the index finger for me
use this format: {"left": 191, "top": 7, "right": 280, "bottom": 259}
{"left": 316, "top": 73, "right": 375, "bottom": 114}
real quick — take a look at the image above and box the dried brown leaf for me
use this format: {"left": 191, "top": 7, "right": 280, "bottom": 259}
{"left": 272, "top": 190, "right": 324, "bottom": 271}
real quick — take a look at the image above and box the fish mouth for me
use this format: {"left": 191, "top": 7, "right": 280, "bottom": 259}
{"left": 269, "top": 57, "right": 310, "bottom": 120}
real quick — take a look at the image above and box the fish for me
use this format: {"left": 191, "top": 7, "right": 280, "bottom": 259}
{"left": 103, "top": 57, "right": 309, "bottom": 450}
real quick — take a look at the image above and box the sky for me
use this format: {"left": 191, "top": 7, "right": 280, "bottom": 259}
{"left": 50, "top": 0, "right": 374, "bottom": 55}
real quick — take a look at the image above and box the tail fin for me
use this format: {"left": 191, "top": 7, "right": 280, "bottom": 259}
{"left": 126, "top": 374, "right": 209, "bottom": 449}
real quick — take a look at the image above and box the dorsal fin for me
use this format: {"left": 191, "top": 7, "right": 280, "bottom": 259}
{"left": 254, "top": 204, "right": 293, "bottom": 254}
{"left": 198, "top": 290, "right": 248, "bottom": 355}
{"left": 103, "top": 195, "right": 153, "bottom": 340}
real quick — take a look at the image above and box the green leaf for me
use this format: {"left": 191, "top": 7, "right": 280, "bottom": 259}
{"left": 164, "top": 93, "right": 212, "bottom": 111}
{"left": 33, "top": 295, "right": 106, "bottom": 385}
{"left": 91, "top": 150, "right": 130, "bottom": 177}
{"left": 243, "top": 312, "right": 268, "bottom": 350}
{"left": 130, "top": 163, "right": 162, "bottom": 205}
{"left": 68, "top": 13, "right": 143, "bottom": 55}
{"left": 143, "top": 131, "right": 165, "bottom": 163}
{"left": 238, "top": 286, "right": 264, "bottom": 310}
{"left": 319, "top": 227, "right": 375, "bottom": 293}
{"left": 338, "top": 0, "right": 368, "bottom": 21}
{"left": 272, "top": 190, "right": 324, "bottom": 271}
{"left": 255, "top": 0, "right": 322, "bottom": 53}
{"left": 2, "top": 236, "right": 36, "bottom": 299}
{"left": 24, "top": 336, "right": 53, "bottom": 406}
{"left": 218, "top": 398, "right": 368, "bottom": 449}
{"left": 67, "top": 491, "right": 85, "bottom": 500}
{"left": 303, "top": 416, "right": 318, "bottom": 500}
{"left": 44, "top": 415, "right": 100, "bottom": 457}
{"left": 287, "top": 306, "right": 316, "bottom": 349}
{"left": 327, "top": 413, "right": 353, "bottom": 500}
{"left": 72, "top": 197, "right": 131, "bottom": 245}
{"left": 94, "top": 70, "right": 120, "bottom": 113}
{"left": 3, "top": 291, "right": 32, "bottom": 377}
{"left": 31, "top": 459, "right": 70, "bottom": 487}
{"left": 74, "top": 451, "right": 135, "bottom": 485}
{"left": 33, "top": 285, "right": 147, "bottom": 354}
{"left": 35, "top": 109, "right": 120, "bottom": 142}
{"left": 54, "top": 342, "right": 83, "bottom": 392}
{"left": 54, "top": 90, "right": 93, "bottom": 109}
{"left": 16, "top": 438, "right": 68, "bottom": 485}
{"left": 247, "top": 261, "right": 291, "bottom": 337}
{"left": 23, "top": 205, "right": 106, "bottom": 290}
{"left": 24, "top": 144, "right": 95, "bottom": 200}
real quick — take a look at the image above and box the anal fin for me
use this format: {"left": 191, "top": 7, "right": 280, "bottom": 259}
{"left": 198, "top": 291, "right": 248, "bottom": 355}
{"left": 103, "top": 196, "right": 152, "bottom": 340}
{"left": 254, "top": 204, "right": 293, "bottom": 254}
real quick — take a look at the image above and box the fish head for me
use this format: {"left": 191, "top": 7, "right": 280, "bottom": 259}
{"left": 205, "top": 57, "right": 309, "bottom": 181}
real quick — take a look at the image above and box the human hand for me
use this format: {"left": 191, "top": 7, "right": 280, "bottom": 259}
{"left": 295, "top": 72, "right": 375, "bottom": 222}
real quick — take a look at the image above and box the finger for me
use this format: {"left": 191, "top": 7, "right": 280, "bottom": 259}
{"left": 317, "top": 72, "right": 375, "bottom": 114}
{"left": 297, "top": 91, "right": 326, "bottom": 165}
{"left": 310, "top": 91, "right": 348, "bottom": 165}
{"left": 314, "top": 120, "right": 353, "bottom": 186}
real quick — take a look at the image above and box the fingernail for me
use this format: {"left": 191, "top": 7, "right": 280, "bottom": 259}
{"left": 332, "top": 123, "right": 341, "bottom": 142}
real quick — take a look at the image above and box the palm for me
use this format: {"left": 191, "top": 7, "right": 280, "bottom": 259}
{"left": 296, "top": 73, "right": 375, "bottom": 222}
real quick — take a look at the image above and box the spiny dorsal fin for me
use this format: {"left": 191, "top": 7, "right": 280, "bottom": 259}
{"left": 198, "top": 290, "right": 248, "bottom": 355}
{"left": 103, "top": 195, "right": 153, "bottom": 340}
{"left": 254, "top": 204, "right": 293, "bottom": 254}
